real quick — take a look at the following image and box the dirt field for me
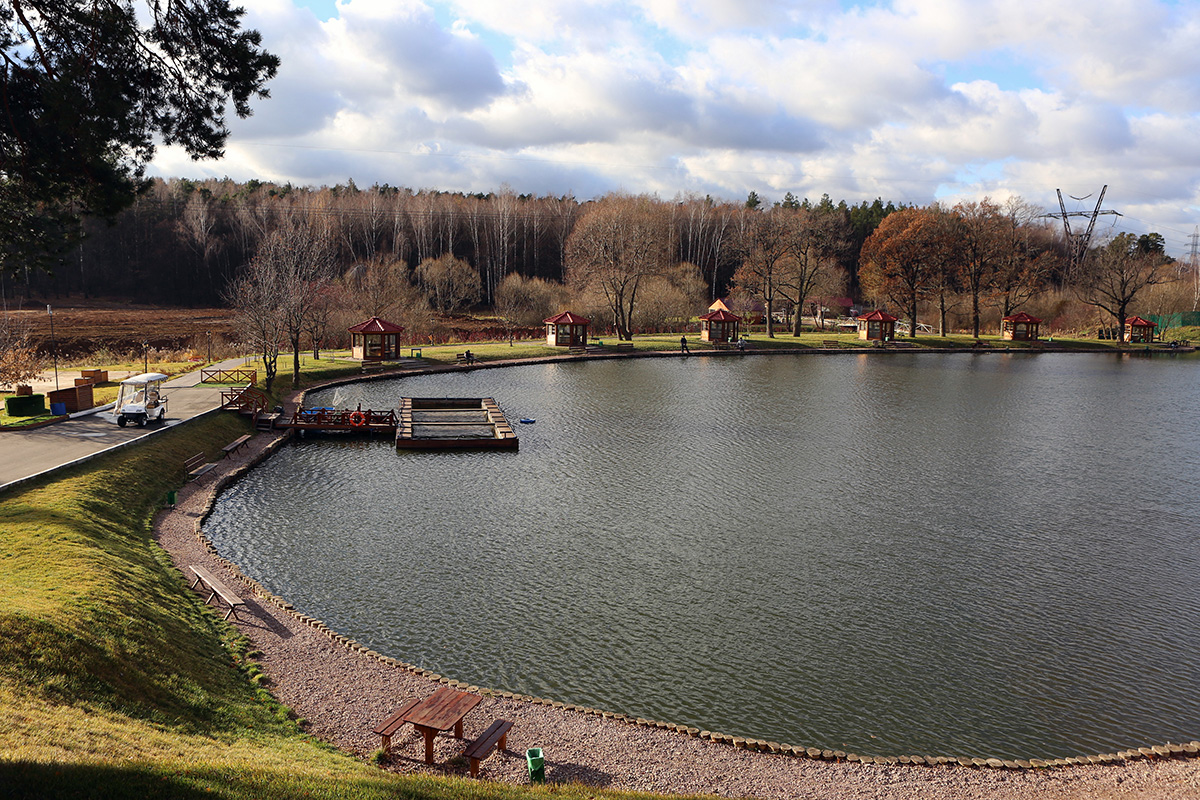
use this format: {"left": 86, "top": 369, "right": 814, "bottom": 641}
{"left": 6, "top": 298, "right": 538, "bottom": 360}
{"left": 9, "top": 300, "right": 236, "bottom": 360}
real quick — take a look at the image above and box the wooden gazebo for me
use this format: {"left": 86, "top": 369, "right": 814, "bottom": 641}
{"left": 856, "top": 309, "right": 897, "bottom": 341}
{"left": 1001, "top": 312, "right": 1042, "bottom": 341}
{"left": 699, "top": 308, "right": 743, "bottom": 343}
{"left": 349, "top": 316, "right": 405, "bottom": 361}
{"left": 1125, "top": 316, "right": 1157, "bottom": 343}
{"left": 544, "top": 311, "right": 590, "bottom": 347}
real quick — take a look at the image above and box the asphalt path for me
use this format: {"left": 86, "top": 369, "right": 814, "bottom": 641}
{"left": 0, "top": 360, "right": 247, "bottom": 491}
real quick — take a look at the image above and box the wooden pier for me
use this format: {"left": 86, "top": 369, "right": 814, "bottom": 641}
{"left": 396, "top": 397, "right": 518, "bottom": 450}
{"left": 281, "top": 406, "right": 397, "bottom": 434}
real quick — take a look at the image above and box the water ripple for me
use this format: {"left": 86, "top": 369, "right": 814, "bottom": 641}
{"left": 203, "top": 353, "right": 1200, "bottom": 758}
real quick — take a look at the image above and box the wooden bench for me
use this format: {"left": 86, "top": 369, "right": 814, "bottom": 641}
{"left": 822, "top": 340, "right": 841, "bottom": 349}
{"left": 222, "top": 434, "right": 252, "bottom": 458}
{"left": 464, "top": 719, "right": 514, "bottom": 777}
{"left": 568, "top": 345, "right": 587, "bottom": 355}
{"left": 184, "top": 453, "right": 216, "bottom": 480}
{"left": 456, "top": 353, "right": 477, "bottom": 365}
{"left": 361, "top": 361, "right": 384, "bottom": 373}
{"left": 372, "top": 698, "right": 420, "bottom": 755}
{"left": 611, "top": 342, "right": 633, "bottom": 352}
{"left": 188, "top": 565, "right": 245, "bottom": 620}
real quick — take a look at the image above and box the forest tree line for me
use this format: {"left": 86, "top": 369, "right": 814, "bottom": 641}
{"left": 5, "top": 177, "right": 903, "bottom": 309}
{"left": 3, "top": 177, "right": 1190, "bottom": 377}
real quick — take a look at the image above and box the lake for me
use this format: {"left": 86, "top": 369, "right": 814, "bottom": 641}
{"left": 203, "top": 352, "right": 1200, "bottom": 759}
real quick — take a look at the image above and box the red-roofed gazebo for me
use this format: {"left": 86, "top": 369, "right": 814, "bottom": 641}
{"left": 856, "top": 309, "right": 897, "bottom": 341}
{"left": 699, "top": 308, "right": 743, "bottom": 343}
{"left": 1124, "top": 316, "right": 1157, "bottom": 343}
{"left": 544, "top": 311, "right": 590, "bottom": 347}
{"left": 348, "top": 316, "right": 405, "bottom": 361}
{"left": 1001, "top": 312, "right": 1042, "bottom": 341}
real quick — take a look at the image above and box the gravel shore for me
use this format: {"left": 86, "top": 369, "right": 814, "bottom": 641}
{"left": 154, "top": 431, "right": 1200, "bottom": 800}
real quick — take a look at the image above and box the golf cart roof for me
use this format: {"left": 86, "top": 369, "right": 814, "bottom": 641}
{"left": 120, "top": 372, "right": 169, "bottom": 385}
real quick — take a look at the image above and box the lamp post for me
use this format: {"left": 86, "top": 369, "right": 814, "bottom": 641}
{"left": 206, "top": 330, "right": 212, "bottom": 363}
{"left": 142, "top": 341, "right": 148, "bottom": 375}
{"left": 47, "top": 305, "right": 58, "bottom": 390}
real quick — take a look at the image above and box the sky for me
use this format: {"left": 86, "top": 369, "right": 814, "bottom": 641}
{"left": 148, "top": 0, "right": 1200, "bottom": 260}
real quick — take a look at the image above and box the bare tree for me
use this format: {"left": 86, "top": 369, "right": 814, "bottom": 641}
{"left": 776, "top": 209, "right": 839, "bottom": 336}
{"left": 730, "top": 207, "right": 793, "bottom": 338}
{"left": 226, "top": 253, "right": 285, "bottom": 390}
{"left": 988, "top": 198, "right": 1056, "bottom": 318}
{"left": 228, "top": 223, "right": 336, "bottom": 389}
{"left": 1076, "top": 233, "right": 1175, "bottom": 336}
{"left": 565, "top": 195, "right": 670, "bottom": 341}
{"left": 954, "top": 199, "right": 1007, "bottom": 338}
{"left": 415, "top": 253, "right": 481, "bottom": 313}
{"left": 494, "top": 273, "right": 563, "bottom": 344}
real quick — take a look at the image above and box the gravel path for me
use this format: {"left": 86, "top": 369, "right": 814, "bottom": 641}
{"left": 154, "top": 431, "right": 1200, "bottom": 800}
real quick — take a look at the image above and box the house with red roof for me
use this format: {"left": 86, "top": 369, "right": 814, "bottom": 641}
{"left": 1001, "top": 312, "right": 1042, "bottom": 341}
{"left": 856, "top": 309, "right": 897, "bottom": 341}
{"left": 348, "top": 316, "right": 404, "bottom": 361}
{"left": 544, "top": 311, "right": 590, "bottom": 347}
{"left": 1124, "top": 316, "right": 1156, "bottom": 343}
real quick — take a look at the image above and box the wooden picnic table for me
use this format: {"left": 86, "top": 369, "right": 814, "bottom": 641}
{"left": 403, "top": 686, "right": 482, "bottom": 764}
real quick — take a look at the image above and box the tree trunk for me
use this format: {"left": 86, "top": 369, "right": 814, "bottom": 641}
{"left": 291, "top": 334, "right": 302, "bottom": 388}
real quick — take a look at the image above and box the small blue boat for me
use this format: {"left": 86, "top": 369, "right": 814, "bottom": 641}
{"left": 519, "top": 418, "right": 535, "bottom": 424}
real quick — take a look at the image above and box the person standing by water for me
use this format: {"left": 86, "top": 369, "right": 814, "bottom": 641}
{"left": 680, "top": 336, "right": 690, "bottom": 354}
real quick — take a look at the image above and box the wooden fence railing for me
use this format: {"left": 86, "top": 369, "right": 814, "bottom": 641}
{"left": 220, "top": 386, "right": 269, "bottom": 415}
{"left": 201, "top": 367, "right": 258, "bottom": 384}
{"left": 289, "top": 407, "right": 397, "bottom": 428}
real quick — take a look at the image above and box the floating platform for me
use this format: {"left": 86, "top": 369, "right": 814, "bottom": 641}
{"left": 396, "top": 397, "right": 518, "bottom": 450}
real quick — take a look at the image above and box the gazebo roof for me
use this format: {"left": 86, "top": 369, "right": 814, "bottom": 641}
{"left": 1002, "top": 312, "right": 1042, "bottom": 324}
{"left": 1127, "top": 316, "right": 1156, "bottom": 327}
{"left": 708, "top": 298, "right": 731, "bottom": 313}
{"left": 857, "top": 309, "right": 898, "bottom": 322}
{"left": 348, "top": 316, "right": 405, "bottom": 334}
{"left": 544, "top": 311, "right": 590, "bottom": 325}
{"left": 699, "top": 309, "right": 743, "bottom": 322}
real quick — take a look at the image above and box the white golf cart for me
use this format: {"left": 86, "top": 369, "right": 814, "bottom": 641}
{"left": 113, "top": 372, "right": 169, "bottom": 427}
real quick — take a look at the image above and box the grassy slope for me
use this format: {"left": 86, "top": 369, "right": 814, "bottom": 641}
{"left": 0, "top": 367, "right": 673, "bottom": 800}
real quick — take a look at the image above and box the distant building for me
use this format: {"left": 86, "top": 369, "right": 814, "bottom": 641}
{"left": 1124, "top": 316, "right": 1156, "bottom": 343}
{"left": 348, "top": 316, "right": 404, "bottom": 361}
{"left": 856, "top": 309, "right": 897, "bottom": 341}
{"left": 1001, "top": 312, "right": 1042, "bottom": 341}
{"left": 544, "top": 311, "right": 590, "bottom": 347}
{"left": 699, "top": 308, "right": 743, "bottom": 343}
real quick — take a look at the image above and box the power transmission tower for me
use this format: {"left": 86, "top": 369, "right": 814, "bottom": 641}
{"left": 1041, "top": 185, "right": 1122, "bottom": 278}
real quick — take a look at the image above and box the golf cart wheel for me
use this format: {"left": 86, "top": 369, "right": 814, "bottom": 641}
{"left": 136, "top": 416, "right": 146, "bottom": 428}
{"left": 117, "top": 416, "right": 127, "bottom": 428}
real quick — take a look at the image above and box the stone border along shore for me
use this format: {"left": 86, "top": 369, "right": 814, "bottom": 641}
{"left": 187, "top": 357, "right": 1200, "bottom": 774}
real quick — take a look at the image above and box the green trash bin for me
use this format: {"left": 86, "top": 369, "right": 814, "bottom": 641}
{"left": 167, "top": 490, "right": 177, "bottom": 507}
{"left": 526, "top": 747, "right": 545, "bottom": 783}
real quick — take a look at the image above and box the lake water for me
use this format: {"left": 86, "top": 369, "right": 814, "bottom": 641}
{"left": 203, "top": 352, "right": 1200, "bottom": 759}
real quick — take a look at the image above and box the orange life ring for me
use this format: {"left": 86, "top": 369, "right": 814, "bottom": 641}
{"left": 348, "top": 410, "right": 367, "bottom": 427}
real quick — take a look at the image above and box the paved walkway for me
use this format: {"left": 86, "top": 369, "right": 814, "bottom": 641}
{"left": 0, "top": 358, "right": 253, "bottom": 491}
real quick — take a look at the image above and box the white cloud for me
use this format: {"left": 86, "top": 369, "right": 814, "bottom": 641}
{"left": 148, "top": 0, "right": 1200, "bottom": 258}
